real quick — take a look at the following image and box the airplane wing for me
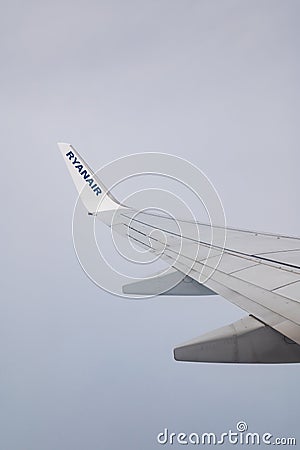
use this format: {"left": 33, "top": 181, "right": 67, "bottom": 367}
{"left": 58, "top": 143, "right": 300, "bottom": 364}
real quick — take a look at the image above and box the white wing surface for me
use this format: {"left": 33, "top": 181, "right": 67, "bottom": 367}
{"left": 59, "top": 143, "right": 300, "bottom": 363}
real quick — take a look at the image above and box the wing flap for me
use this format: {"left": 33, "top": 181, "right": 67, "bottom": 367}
{"left": 108, "top": 207, "right": 300, "bottom": 345}
{"left": 122, "top": 268, "right": 216, "bottom": 296}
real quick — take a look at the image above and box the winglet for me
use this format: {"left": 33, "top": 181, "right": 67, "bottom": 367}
{"left": 58, "top": 142, "right": 122, "bottom": 213}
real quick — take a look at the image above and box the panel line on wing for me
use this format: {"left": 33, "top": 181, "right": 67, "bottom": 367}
{"left": 272, "top": 279, "right": 300, "bottom": 292}
{"left": 120, "top": 213, "right": 300, "bottom": 271}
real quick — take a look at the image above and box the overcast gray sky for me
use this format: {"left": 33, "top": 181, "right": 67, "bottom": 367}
{"left": 1, "top": 1, "right": 300, "bottom": 449}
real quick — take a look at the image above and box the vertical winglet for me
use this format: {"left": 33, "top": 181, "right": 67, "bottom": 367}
{"left": 58, "top": 143, "right": 122, "bottom": 213}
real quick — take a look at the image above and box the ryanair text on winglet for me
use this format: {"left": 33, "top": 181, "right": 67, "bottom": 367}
{"left": 66, "top": 150, "right": 102, "bottom": 196}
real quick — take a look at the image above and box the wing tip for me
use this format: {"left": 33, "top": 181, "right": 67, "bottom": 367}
{"left": 57, "top": 142, "right": 71, "bottom": 150}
